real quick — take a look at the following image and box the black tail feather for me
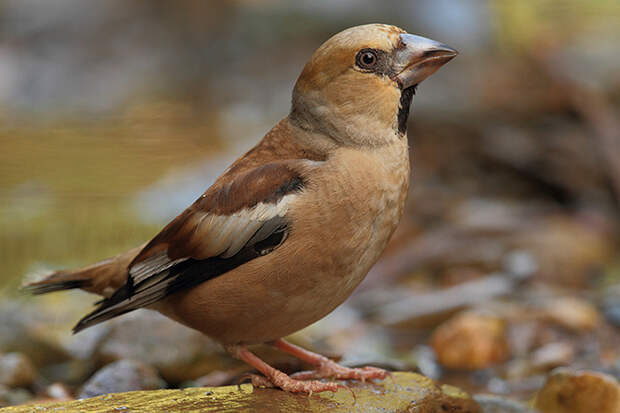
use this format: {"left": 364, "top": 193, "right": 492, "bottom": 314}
{"left": 71, "top": 283, "right": 136, "bottom": 334}
{"left": 72, "top": 305, "right": 135, "bottom": 334}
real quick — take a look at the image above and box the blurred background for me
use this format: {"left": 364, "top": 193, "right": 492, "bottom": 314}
{"left": 0, "top": 0, "right": 619, "bottom": 408}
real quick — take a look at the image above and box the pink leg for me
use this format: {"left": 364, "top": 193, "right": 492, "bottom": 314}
{"left": 271, "top": 339, "right": 389, "bottom": 382}
{"left": 227, "top": 345, "right": 347, "bottom": 395}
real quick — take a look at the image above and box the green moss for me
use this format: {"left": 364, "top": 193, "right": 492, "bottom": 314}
{"left": 3, "top": 372, "right": 481, "bottom": 413}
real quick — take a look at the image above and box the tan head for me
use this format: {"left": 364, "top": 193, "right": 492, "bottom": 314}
{"left": 290, "top": 24, "right": 457, "bottom": 146}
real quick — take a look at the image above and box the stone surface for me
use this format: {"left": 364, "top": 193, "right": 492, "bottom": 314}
{"left": 0, "top": 385, "right": 34, "bottom": 408}
{"left": 96, "top": 312, "right": 234, "bottom": 384}
{"left": 534, "top": 368, "right": 619, "bottom": 413}
{"left": 79, "top": 359, "right": 166, "bottom": 399}
{"left": 543, "top": 297, "right": 601, "bottom": 332}
{"left": 0, "top": 353, "right": 36, "bottom": 388}
{"left": 2, "top": 372, "right": 481, "bottom": 413}
{"left": 474, "top": 394, "right": 537, "bottom": 413}
{"left": 529, "top": 342, "right": 574, "bottom": 372}
{"left": 431, "top": 312, "right": 509, "bottom": 370}
{"left": 45, "top": 383, "right": 73, "bottom": 401}
{"left": 0, "top": 300, "right": 72, "bottom": 367}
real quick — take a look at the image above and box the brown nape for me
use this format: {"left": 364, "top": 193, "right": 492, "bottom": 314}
{"left": 222, "top": 119, "right": 327, "bottom": 178}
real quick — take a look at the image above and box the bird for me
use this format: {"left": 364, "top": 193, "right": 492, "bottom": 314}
{"left": 24, "top": 23, "right": 457, "bottom": 394}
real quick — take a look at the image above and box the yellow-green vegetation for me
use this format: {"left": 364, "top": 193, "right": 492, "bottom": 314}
{"left": 0, "top": 102, "right": 222, "bottom": 289}
{"left": 491, "top": 0, "right": 620, "bottom": 50}
{"left": 1, "top": 372, "right": 481, "bottom": 413}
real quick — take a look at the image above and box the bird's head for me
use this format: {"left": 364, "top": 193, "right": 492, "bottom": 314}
{"left": 290, "top": 24, "right": 457, "bottom": 147}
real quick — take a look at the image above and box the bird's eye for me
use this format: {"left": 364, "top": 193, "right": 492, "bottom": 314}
{"left": 356, "top": 49, "right": 378, "bottom": 70}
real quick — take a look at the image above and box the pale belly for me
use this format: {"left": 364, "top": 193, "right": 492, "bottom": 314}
{"left": 158, "top": 143, "right": 410, "bottom": 345}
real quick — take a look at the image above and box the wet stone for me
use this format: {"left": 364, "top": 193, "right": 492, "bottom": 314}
{"left": 79, "top": 359, "right": 166, "bottom": 399}
{"left": 96, "top": 311, "right": 235, "bottom": 384}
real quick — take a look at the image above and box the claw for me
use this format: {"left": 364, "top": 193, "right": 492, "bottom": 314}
{"left": 338, "top": 383, "right": 357, "bottom": 403}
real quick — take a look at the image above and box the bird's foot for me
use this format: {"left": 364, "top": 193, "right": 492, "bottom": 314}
{"left": 291, "top": 361, "right": 389, "bottom": 382}
{"left": 241, "top": 372, "right": 345, "bottom": 395}
{"left": 228, "top": 344, "right": 349, "bottom": 395}
{"left": 271, "top": 338, "right": 389, "bottom": 383}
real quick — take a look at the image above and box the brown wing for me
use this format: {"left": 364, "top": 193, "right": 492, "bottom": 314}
{"left": 73, "top": 161, "right": 307, "bottom": 332}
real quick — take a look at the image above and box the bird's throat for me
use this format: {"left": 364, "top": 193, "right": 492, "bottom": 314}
{"left": 397, "top": 84, "right": 416, "bottom": 135}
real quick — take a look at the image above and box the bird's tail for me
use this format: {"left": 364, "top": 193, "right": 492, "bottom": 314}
{"left": 22, "top": 245, "right": 145, "bottom": 297}
{"left": 22, "top": 269, "right": 92, "bottom": 295}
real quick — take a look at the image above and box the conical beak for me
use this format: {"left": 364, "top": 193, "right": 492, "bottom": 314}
{"left": 391, "top": 33, "right": 458, "bottom": 89}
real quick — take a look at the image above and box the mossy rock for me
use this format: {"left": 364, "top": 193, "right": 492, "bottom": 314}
{"left": 4, "top": 372, "right": 481, "bottom": 412}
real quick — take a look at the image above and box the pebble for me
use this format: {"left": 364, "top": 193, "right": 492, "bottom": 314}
{"left": 0, "top": 300, "right": 71, "bottom": 367}
{"left": 79, "top": 359, "right": 166, "bottom": 399}
{"left": 602, "top": 297, "right": 620, "bottom": 327}
{"left": 46, "top": 382, "right": 73, "bottom": 400}
{"left": 0, "top": 385, "right": 33, "bottom": 407}
{"left": 474, "top": 394, "right": 537, "bottom": 413}
{"left": 530, "top": 342, "right": 574, "bottom": 371}
{"left": 0, "top": 353, "right": 36, "bottom": 388}
{"left": 431, "top": 312, "right": 509, "bottom": 370}
{"left": 96, "top": 312, "right": 232, "bottom": 384}
{"left": 534, "top": 368, "right": 619, "bottom": 413}
{"left": 544, "top": 297, "right": 601, "bottom": 331}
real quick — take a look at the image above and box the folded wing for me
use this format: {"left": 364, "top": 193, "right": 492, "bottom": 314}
{"left": 73, "top": 161, "right": 306, "bottom": 332}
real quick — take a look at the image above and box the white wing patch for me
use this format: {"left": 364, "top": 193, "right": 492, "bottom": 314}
{"left": 128, "top": 193, "right": 297, "bottom": 284}
{"left": 130, "top": 252, "right": 186, "bottom": 285}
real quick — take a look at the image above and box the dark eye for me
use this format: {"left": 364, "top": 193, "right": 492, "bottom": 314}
{"left": 356, "top": 49, "right": 378, "bottom": 70}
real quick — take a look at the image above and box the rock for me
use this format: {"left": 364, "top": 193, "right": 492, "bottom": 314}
{"left": 39, "top": 358, "right": 96, "bottom": 385}
{"left": 0, "top": 353, "right": 36, "bottom": 388}
{"left": 602, "top": 295, "right": 620, "bottom": 327}
{"left": 505, "top": 341, "right": 576, "bottom": 382}
{"left": 190, "top": 369, "right": 246, "bottom": 388}
{"left": 431, "top": 312, "right": 510, "bottom": 370}
{"left": 79, "top": 359, "right": 166, "bottom": 399}
{"left": 534, "top": 368, "right": 619, "bottom": 413}
{"left": 375, "top": 275, "right": 515, "bottom": 327}
{"left": 474, "top": 394, "right": 537, "bottom": 413}
{"left": 96, "top": 311, "right": 235, "bottom": 383}
{"left": 544, "top": 297, "right": 601, "bottom": 332}
{"left": 0, "top": 385, "right": 33, "bottom": 408}
{"left": 0, "top": 300, "right": 72, "bottom": 367}
{"left": 529, "top": 342, "right": 574, "bottom": 372}
{"left": 1, "top": 372, "right": 481, "bottom": 413}
{"left": 503, "top": 250, "right": 538, "bottom": 281}
{"left": 515, "top": 217, "right": 613, "bottom": 286}
{"left": 0, "top": 296, "right": 99, "bottom": 385}
{"left": 46, "top": 382, "right": 73, "bottom": 401}
{"left": 413, "top": 345, "right": 442, "bottom": 380}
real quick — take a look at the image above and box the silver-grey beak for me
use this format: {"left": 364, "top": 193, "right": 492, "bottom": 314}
{"left": 392, "top": 33, "right": 458, "bottom": 89}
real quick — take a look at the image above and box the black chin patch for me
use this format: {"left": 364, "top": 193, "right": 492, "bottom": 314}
{"left": 397, "top": 84, "right": 417, "bottom": 135}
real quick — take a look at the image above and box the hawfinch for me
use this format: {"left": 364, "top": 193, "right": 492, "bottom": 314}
{"left": 26, "top": 24, "right": 457, "bottom": 394}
